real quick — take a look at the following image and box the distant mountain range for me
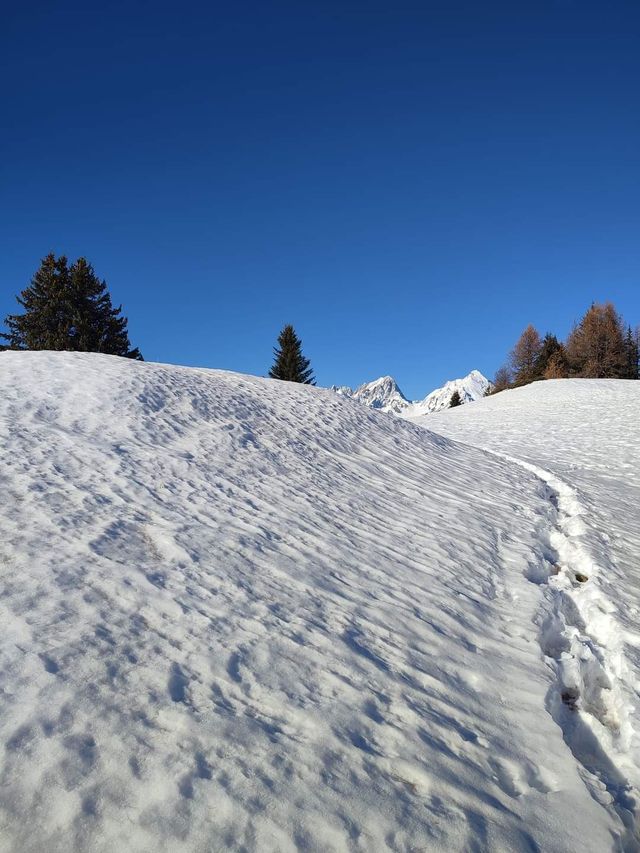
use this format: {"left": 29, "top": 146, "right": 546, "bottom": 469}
{"left": 331, "top": 370, "right": 492, "bottom": 417}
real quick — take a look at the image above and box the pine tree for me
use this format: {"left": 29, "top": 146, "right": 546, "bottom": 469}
{"left": 449, "top": 390, "right": 462, "bottom": 407}
{"left": 510, "top": 324, "right": 542, "bottom": 386}
{"left": 269, "top": 325, "right": 315, "bottom": 384}
{"left": 2, "top": 254, "right": 142, "bottom": 359}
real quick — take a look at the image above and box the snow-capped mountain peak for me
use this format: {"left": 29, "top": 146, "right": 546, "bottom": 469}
{"left": 408, "top": 369, "right": 492, "bottom": 417}
{"left": 330, "top": 375, "right": 410, "bottom": 414}
{"left": 353, "top": 375, "right": 409, "bottom": 414}
{"left": 331, "top": 370, "right": 492, "bottom": 417}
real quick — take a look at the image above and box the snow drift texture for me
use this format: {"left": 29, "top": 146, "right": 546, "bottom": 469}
{"left": 0, "top": 353, "right": 635, "bottom": 852}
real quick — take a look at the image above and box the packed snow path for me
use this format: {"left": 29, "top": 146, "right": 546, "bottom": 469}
{"left": 0, "top": 354, "right": 630, "bottom": 852}
{"left": 494, "top": 452, "right": 637, "bottom": 846}
{"left": 422, "top": 379, "right": 640, "bottom": 849}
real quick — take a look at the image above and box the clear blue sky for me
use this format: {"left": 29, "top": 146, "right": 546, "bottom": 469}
{"left": 2, "top": 1, "right": 639, "bottom": 398}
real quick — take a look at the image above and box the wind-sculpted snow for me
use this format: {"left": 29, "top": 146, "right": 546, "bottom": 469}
{"left": 0, "top": 355, "right": 625, "bottom": 851}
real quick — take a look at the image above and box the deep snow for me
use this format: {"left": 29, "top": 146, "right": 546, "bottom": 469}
{"left": 0, "top": 354, "right": 635, "bottom": 851}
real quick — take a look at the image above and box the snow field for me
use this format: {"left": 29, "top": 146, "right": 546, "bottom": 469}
{"left": 422, "top": 379, "right": 640, "bottom": 848}
{"left": 0, "top": 354, "right": 631, "bottom": 851}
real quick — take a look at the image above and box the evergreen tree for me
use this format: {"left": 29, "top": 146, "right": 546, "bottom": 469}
{"left": 449, "top": 390, "right": 462, "bottom": 407}
{"left": 2, "top": 254, "right": 142, "bottom": 359}
{"left": 67, "top": 258, "right": 142, "bottom": 359}
{"left": 533, "top": 334, "right": 566, "bottom": 380}
{"left": 623, "top": 326, "right": 639, "bottom": 380}
{"left": 2, "top": 253, "right": 73, "bottom": 350}
{"left": 269, "top": 325, "right": 315, "bottom": 384}
{"left": 510, "top": 324, "right": 542, "bottom": 386}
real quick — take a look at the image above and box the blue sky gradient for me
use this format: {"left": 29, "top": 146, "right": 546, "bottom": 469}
{"left": 2, "top": 1, "right": 639, "bottom": 397}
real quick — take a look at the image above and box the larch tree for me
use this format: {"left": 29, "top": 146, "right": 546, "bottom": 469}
{"left": 544, "top": 349, "right": 569, "bottom": 379}
{"left": 510, "top": 324, "right": 542, "bottom": 386}
{"left": 566, "top": 302, "right": 626, "bottom": 378}
{"left": 490, "top": 365, "right": 512, "bottom": 394}
{"left": 269, "top": 324, "right": 315, "bottom": 384}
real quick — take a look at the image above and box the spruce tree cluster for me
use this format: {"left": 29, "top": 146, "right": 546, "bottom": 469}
{"left": 269, "top": 325, "right": 315, "bottom": 384}
{"left": 449, "top": 390, "right": 462, "bottom": 408}
{"left": 2, "top": 253, "right": 142, "bottom": 359}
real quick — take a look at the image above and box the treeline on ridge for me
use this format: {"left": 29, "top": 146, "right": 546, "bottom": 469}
{"left": 3, "top": 256, "right": 638, "bottom": 393}
{"left": 493, "top": 302, "right": 639, "bottom": 392}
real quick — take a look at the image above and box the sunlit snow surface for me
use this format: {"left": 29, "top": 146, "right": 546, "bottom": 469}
{"left": 0, "top": 354, "right": 633, "bottom": 851}
{"left": 419, "top": 379, "right": 640, "bottom": 849}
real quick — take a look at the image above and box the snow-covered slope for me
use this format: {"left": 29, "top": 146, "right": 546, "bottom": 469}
{"left": 0, "top": 353, "right": 631, "bottom": 851}
{"left": 421, "top": 379, "right": 640, "bottom": 847}
{"left": 333, "top": 370, "right": 491, "bottom": 417}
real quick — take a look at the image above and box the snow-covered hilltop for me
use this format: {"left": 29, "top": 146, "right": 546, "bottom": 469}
{"left": 0, "top": 352, "right": 636, "bottom": 851}
{"left": 333, "top": 369, "right": 492, "bottom": 417}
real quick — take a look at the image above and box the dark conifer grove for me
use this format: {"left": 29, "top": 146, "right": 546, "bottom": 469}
{"left": 269, "top": 325, "right": 315, "bottom": 384}
{"left": 449, "top": 390, "right": 462, "bottom": 408}
{"left": 2, "top": 253, "right": 142, "bottom": 359}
